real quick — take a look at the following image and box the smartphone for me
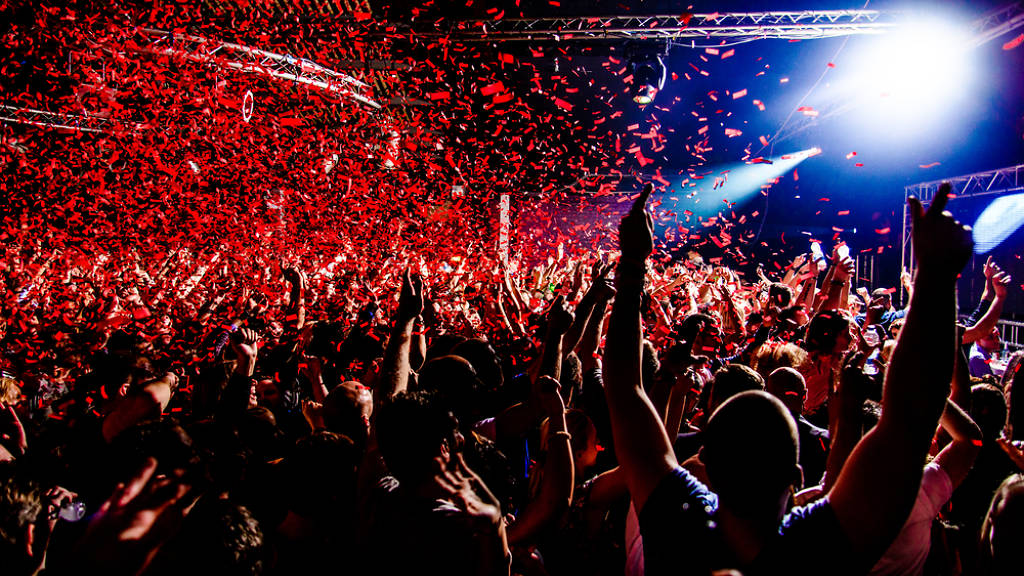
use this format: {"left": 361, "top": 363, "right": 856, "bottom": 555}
{"left": 810, "top": 242, "right": 826, "bottom": 271}
{"left": 837, "top": 243, "right": 850, "bottom": 260}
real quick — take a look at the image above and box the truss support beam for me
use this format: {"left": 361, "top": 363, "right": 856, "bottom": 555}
{"left": 129, "top": 29, "right": 381, "bottom": 109}
{"left": 0, "top": 104, "right": 132, "bottom": 133}
{"left": 450, "top": 11, "right": 896, "bottom": 42}
{"left": 969, "top": 2, "right": 1024, "bottom": 47}
{"left": 901, "top": 164, "right": 1024, "bottom": 294}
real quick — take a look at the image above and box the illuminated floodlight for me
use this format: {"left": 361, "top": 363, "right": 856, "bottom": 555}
{"left": 973, "top": 193, "right": 1024, "bottom": 254}
{"left": 662, "top": 147, "right": 820, "bottom": 218}
{"left": 780, "top": 147, "right": 823, "bottom": 161}
{"left": 847, "top": 17, "right": 974, "bottom": 126}
{"left": 631, "top": 56, "right": 666, "bottom": 106}
{"left": 633, "top": 83, "right": 658, "bottom": 105}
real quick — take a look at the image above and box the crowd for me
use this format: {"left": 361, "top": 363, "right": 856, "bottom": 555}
{"left": 1, "top": 182, "right": 1024, "bottom": 576}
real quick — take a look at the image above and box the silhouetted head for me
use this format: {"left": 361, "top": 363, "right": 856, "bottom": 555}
{"left": 766, "top": 367, "right": 807, "bottom": 416}
{"left": 417, "top": 355, "right": 484, "bottom": 427}
{"left": 804, "top": 310, "right": 853, "bottom": 356}
{"left": 323, "top": 381, "right": 373, "bottom": 450}
{"left": 981, "top": 474, "right": 1024, "bottom": 575}
{"left": 702, "top": 391, "right": 801, "bottom": 520}
{"left": 708, "top": 364, "right": 765, "bottom": 415}
{"left": 376, "top": 392, "right": 462, "bottom": 485}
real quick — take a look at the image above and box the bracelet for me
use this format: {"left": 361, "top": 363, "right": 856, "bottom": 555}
{"left": 549, "top": 430, "right": 572, "bottom": 442}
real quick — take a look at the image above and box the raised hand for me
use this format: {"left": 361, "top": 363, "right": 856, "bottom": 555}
{"left": 230, "top": 328, "right": 259, "bottom": 360}
{"left": 831, "top": 351, "right": 871, "bottom": 423}
{"left": 435, "top": 453, "right": 505, "bottom": 533}
{"left": 230, "top": 328, "right": 259, "bottom": 377}
{"left": 397, "top": 269, "right": 424, "bottom": 324}
{"left": 546, "top": 294, "right": 574, "bottom": 335}
{"left": 536, "top": 376, "right": 567, "bottom": 419}
{"left": 907, "top": 182, "right": 974, "bottom": 281}
{"left": 983, "top": 256, "right": 1000, "bottom": 281}
{"left": 283, "top": 265, "right": 308, "bottom": 290}
{"left": 900, "top": 267, "right": 912, "bottom": 291}
{"left": 996, "top": 436, "right": 1024, "bottom": 471}
{"left": 0, "top": 404, "right": 27, "bottom": 457}
{"left": 619, "top": 183, "right": 654, "bottom": 263}
{"left": 73, "top": 458, "right": 191, "bottom": 576}
{"left": 589, "top": 262, "right": 617, "bottom": 301}
{"left": 301, "top": 400, "right": 326, "bottom": 430}
{"left": 832, "top": 255, "right": 856, "bottom": 283}
{"left": 791, "top": 253, "right": 807, "bottom": 269}
{"left": 993, "top": 268, "right": 1012, "bottom": 299}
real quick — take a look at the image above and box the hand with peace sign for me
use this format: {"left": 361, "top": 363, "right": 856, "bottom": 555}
{"left": 907, "top": 182, "right": 973, "bottom": 282}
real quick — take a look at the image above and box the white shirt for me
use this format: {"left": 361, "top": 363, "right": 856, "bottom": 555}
{"left": 869, "top": 462, "right": 953, "bottom": 576}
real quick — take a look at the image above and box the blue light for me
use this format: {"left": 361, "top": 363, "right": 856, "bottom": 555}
{"left": 973, "top": 193, "right": 1024, "bottom": 254}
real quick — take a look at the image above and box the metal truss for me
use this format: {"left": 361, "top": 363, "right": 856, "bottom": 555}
{"left": 451, "top": 11, "right": 896, "bottom": 42}
{"left": 0, "top": 104, "right": 135, "bottom": 134}
{"left": 969, "top": 2, "right": 1024, "bottom": 47}
{"left": 901, "top": 164, "right": 1024, "bottom": 283}
{"left": 128, "top": 28, "right": 381, "bottom": 109}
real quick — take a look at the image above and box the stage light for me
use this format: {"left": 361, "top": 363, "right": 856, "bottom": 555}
{"left": 633, "top": 81, "right": 657, "bottom": 105}
{"left": 659, "top": 148, "right": 820, "bottom": 219}
{"left": 973, "top": 192, "right": 1024, "bottom": 254}
{"left": 846, "top": 17, "right": 974, "bottom": 128}
{"left": 631, "top": 56, "right": 666, "bottom": 106}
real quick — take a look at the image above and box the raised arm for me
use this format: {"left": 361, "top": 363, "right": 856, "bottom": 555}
{"left": 377, "top": 270, "right": 423, "bottom": 409}
{"left": 963, "top": 263, "right": 1011, "bottom": 344}
{"left": 283, "top": 266, "right": 307, "bottom": 331}
{"left": 932, "top": 399, "right": 983, "bottom": 489}
{"left": 603, "top": 184, "right": 677, "bottom": 512}
{"left": 531, "top": 295, "right": 573, "bottom": 383}
{"left": 507, "top": 377, "right": 574, "bottom": 545}
{"left": 827, "top": 183, "right": 973, "bottom": 567}
{"left": 816, "top": 253, "right": 854, "bottom": 315}
{"left": 562, "top": 263, "right": 612, "bottom": 356}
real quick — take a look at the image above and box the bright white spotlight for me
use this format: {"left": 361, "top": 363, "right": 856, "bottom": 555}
{"left": 666, "top": 148, "right": 820, "bottom": 218}
{"left": 850, "top": 18, "right": 973, "bottom": 125}
{"left": 973, "top": 193, "right": 1024, "bottom": 254}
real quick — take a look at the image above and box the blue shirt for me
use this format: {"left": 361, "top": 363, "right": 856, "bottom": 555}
{"left": 639, "top": 466, "right": 855, "bottom": 575}
{"left": 969, "top": 343, "right": 994, "bottom": 377}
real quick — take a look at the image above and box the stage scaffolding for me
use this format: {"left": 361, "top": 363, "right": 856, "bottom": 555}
{"left": 901, "top": 164, "right": 1024, "bottom": 280}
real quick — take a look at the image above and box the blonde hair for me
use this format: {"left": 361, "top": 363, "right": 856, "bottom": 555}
{"left": 0, "top": 374, "right": 21, "bottom": 405}
{"left": 752, "top": 342, "right": 808, "bottom": 382}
